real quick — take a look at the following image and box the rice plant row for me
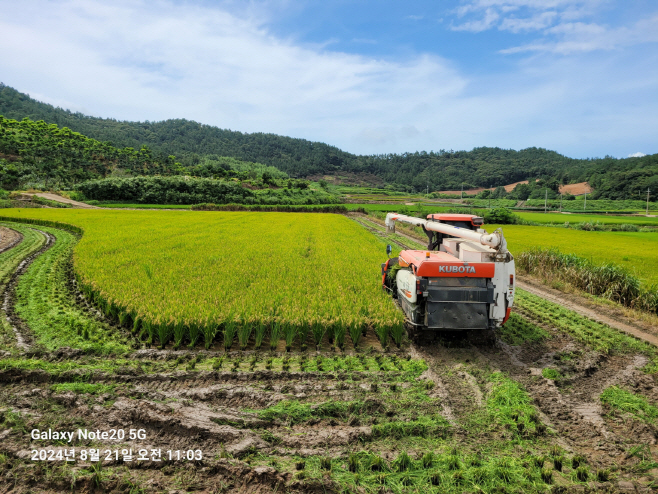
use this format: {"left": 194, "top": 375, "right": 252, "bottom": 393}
{"left": 0, "top": 211, "right": 404, "bottom": 350}
{"left": 294, "top": 450, "right": 577, "bottom": 494}
{"left": 13, "top": 226, "right": 132, "bottom": 354}
{"left": 515, "top": 289, "right": 658, "bottom": 371}
{"left": 199, "top": 354, "right": 426, "bottom": 376}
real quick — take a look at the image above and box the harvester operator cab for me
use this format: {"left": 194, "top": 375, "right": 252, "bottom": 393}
{"left": 424, "top": 214, "right": 484, "bottom": 251}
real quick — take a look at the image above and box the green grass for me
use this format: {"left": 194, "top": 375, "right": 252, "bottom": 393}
{"left": 516, "top": 248, "right": 657, "bottom": 313}
{"left": 257, "top": 399, "right": 366, "bottom": 425}
{"left": 600, "top": 386, "right": 658, "bottom": 424}
{"left": 13, "top": 226, "right": 132, "bottom": 355}
{"left": 464, "top": 199, "right": 518, "bottom": 208}
{"left": 372, "top": 417, "right": 451, "bottom": 439}
{"left": 51, "top": 382, "right": 115, "bottom": 395}
{"left": 541, "top": 368, "right": 562, "bottom": 380}
{"left": 486, "top": 371, "right": 543, "bottom": 437}
{"left": 499, "top": 313, "right": 550, "bottom": 345}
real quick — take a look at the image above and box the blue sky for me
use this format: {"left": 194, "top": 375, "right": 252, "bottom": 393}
{"left": 1, "top": 0, "right": 657, "bottom": 158}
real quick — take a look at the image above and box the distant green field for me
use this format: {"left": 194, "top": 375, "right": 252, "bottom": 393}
{"left": 517, "top": 211, "right": 658, "bottom": 226}
{"left": 525, "top": 197, "right": 657, "bottom": 212}
{"left": 489, "top": 224, "right": 658, "bottom": 285}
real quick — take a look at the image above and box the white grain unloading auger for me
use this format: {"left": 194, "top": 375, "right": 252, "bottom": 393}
{"left": 381, "top": 213, "right": 515, "bottom": 342}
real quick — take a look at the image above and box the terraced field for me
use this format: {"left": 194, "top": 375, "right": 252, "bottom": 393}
{"left": 0, "top": 210, "right": 657, "bottom": 493}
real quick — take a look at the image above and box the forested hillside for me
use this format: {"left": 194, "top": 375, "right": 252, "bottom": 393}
{"left": 0, "top": 115, "right": 174, "bottom": 189}
{"left": 1, "top": 83, "right": 656, "bottom": 198}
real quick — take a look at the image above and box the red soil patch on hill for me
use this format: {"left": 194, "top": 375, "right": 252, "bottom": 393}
{"left": 559, "top": 182, "right": 592, "bottom": 196}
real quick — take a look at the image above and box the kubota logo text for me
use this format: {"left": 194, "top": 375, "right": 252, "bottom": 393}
{"left": 438, "top": 265, "right": 476, "bottom": 273}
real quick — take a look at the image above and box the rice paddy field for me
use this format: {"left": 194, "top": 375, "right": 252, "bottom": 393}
{"left": 514, "top": 211, "right": 658, "bottom": 226}
{"left": 486, "top": 224, "right": 658, "bottom": 285}
{"left": 1, "top": 208, "right": 658, "bottom": 493}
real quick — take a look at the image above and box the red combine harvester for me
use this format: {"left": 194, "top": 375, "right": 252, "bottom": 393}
{"left": 381, "top": 213, "right": 515, "bottom": 342}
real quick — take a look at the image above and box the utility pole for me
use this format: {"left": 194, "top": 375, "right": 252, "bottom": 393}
{"left": 559, "top": 193, "right": 563, "bottom": 212}
{"left": 488, "top": 185, "right": 492, "bottom": 209}
{"left": 647, "top": 188, "right": 651, "bottom": 216}
{"left": 584, "top": 193, "right": 587, "bottom": 211}
{"left": 461, "top": 183, "right": 463, "bottom": 200}
{"left": 544, "top": 189, "right": 548, "bottom": 213}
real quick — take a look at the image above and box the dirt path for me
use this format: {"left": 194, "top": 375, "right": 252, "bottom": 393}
{"left": 517, "top": 276, "right": 658, "bottom": 347}
{"left": 0, "top": 226, "right": 23, "bottom": 254}
{"left": 23, "top": 192, "right": 99, "bottom": 209}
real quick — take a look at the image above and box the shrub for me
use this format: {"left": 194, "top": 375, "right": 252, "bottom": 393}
{"left": 76, "top": 176, "right": 342, "bottom": 206}
{"left": 484, "top": 207, "right": 518, "bottom": 225}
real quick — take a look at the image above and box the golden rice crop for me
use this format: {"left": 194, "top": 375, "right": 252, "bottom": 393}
{"left": 487, "top": 224, "right": 658, "bottom": 285}
{"left": 0, "top": 209, "right": 403, "bottom": 348}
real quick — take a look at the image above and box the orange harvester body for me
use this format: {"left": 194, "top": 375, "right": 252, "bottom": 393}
{"left": 381, "top": 213, "right": 515, "bottom": 339}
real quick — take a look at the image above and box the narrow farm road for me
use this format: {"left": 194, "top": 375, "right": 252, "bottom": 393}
{"left": 22, "top": 192, "right": 100, "bottom": 208}
{"left": 517, "top": 277, "right": 658, "bottom": 347}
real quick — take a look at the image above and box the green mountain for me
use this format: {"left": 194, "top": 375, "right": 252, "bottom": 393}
{"left": 1, "top": 82, "right": 656, "bottom": 199}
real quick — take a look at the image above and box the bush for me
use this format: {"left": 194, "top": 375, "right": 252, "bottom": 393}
{"left": 76, "top": 176, "right": 341, "bottom": 206}
{"left": 484, "top": 207, "right": 518, "bottom": 225}
{"left": 191, "top": 203, "right": 348, "bottom": 213}
{"left": 618, "top": 223, "right": 640, "bottom": 232}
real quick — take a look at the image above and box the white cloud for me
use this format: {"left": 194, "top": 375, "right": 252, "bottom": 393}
{"left": 452, "top": 0, "right": 601, "bottom": 29}
{"left": 0, "top": 0, "right": 656, "bottom": 159}
{"left": 453, "top": 0, "right": 658, "bottom": 54}
{"left": 629, "top": 152, "right": 646, "bottom": 158}
{"left": 0, "top": 0, "right": 466, "bottom": 149}
{"left": 451, "top": 8, "right": 500, "bottom": 32}
{"left": 499, "top": 11, "right": 558, "bottom": 32}
{"left": 501, "top": 15, "right": 658, "bottom": 54}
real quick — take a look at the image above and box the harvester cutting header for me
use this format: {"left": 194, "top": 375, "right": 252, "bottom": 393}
{"left": 381, "top": 213, "right": 515, "bottom": 341}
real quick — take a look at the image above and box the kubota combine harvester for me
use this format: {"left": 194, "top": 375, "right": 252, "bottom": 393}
{"left": 381, "top": 213, "right": 515, "bottom": 342}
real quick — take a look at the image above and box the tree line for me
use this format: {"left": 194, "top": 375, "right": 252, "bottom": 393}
{"left": 77, "top": 176, "right": 340, "bottom": 205}
{"left": 1, "top": 82, "right": 656, "bottom": 199}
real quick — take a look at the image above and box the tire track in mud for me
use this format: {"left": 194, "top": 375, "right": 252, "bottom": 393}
{"left": 412, "top": 329, "right": 656, "bottom": 468}
{"left": 490, "top": 335, "right": 656, "bottom": 463}
{"left": 2, "top": 367, "right": 385, "bottom": 462}
{"left": 1, "top": 228, "right": 54, "bottom": 351}
{"left": 0, "top": 226, "right": 23, "bottom": 254}
{"left": 354, "top": 213, "right": 424, "bottom": 248}
{"left": 409, "top": 345, "right": 458, "bottom": 424}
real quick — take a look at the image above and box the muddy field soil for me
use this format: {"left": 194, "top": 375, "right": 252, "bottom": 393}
{"left": 0, "top": 227, "right": 22, "bottom": 255}
{"left": 1, "top": 222, "right": 658, "bottom": 493}
{"left": 2, "top": 328, "right": 658, "bottom": 493}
